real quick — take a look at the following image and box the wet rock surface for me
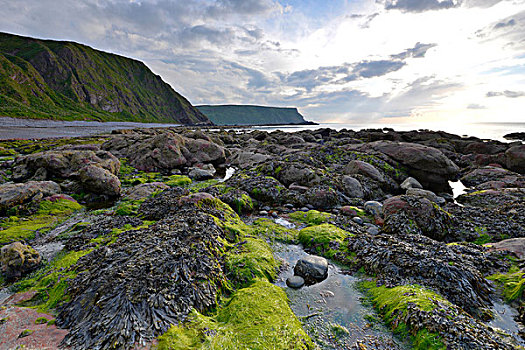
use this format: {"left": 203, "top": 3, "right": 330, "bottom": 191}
{"left": 294, "top": 255, "right": 329, "bottom": 284}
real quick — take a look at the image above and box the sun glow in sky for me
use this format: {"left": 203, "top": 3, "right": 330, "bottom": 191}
{"left": 1, "top": 0, "right": 524, "bottom": 124}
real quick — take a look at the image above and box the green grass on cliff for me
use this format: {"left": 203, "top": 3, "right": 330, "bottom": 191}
{"left": 0, "top": 32, "right": 208, "bottom": 124}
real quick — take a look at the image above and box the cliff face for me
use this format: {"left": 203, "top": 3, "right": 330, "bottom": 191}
{"left": 197, "top": 105, "right": 309, "bottom": 126}
{"left": 0, "top": 32, "right": 210, "bottom": 124}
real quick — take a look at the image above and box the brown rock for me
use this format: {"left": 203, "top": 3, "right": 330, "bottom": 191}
{"left": 1, "top": 242, "right": 41, "bottom": 280}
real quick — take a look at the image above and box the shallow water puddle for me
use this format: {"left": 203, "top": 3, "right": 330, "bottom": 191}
{"left": 272, "top": 242, "right": 409, "bottom": 349}
{"left": 489, "top": 301, "right": 525, "bottom": 347}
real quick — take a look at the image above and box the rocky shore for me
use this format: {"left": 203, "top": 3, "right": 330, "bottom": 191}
{"left": 0, "top": 126, "right": 524, "bottom": 349}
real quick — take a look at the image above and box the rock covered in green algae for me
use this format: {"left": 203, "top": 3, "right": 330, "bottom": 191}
{"left": 0, "top": 241, "right": 41, "bottom": 280}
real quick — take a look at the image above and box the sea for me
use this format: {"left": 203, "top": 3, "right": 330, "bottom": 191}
{"left": 0, "top": 117, "right": 523, "bottom": 142}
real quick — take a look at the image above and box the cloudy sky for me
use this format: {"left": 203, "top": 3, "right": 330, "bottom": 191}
{"left": 1, "top": 0, "right": 525, "bottom": 124}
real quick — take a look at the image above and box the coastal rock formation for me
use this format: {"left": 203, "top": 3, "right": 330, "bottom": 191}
{"left": 368, "top": 141, "right": 460, "bottom": 192}
{"left": 101, "top": 130, "right": 225, "bottom": 172}
{"left": 0, "top": 126, "right": 523, "bottom": 350}
{"left": 0, "top": 181, "right": 60, "bottom": 213}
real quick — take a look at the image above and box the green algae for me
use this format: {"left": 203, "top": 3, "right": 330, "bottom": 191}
{"left": 288, "top": 210, "right": 332, "bottom": 226}
{"left": 488, "top": 266, "right": 525, "bottom": 302}
{"left": 165, "top": 175, "right": 192, "bottom": 187}
{"left": 225, "top": 238, "right": 278, "bottom": 289}
{"left": 298, "top": 223, "right": 352, "bottom": 258}
{"left": 119, "top": 158, "right": 192, "bottom": 188}
{"left": 252, "top": 218, "right": 299, "bottom": 243}
{"left": 360, "top": 281, "right": 448, "bottom": 350}
{"left": 114, "top": 199, "right": 144, "bottom": 216}
{"left": 0, "top": 199, "right": 83, "bottom": 244}
{"left": 35, "top": 317, "right": 48, "bottom": 324}
{"left": 156, "top": 280, "right": 314, "bottom": 350}
{"left": 15, "top": 249, "right": 92, "bottom": 313}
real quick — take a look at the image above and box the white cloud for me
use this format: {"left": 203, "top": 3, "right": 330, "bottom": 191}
{"left": 0, "top": 0, "right": 524, "bottom": 123}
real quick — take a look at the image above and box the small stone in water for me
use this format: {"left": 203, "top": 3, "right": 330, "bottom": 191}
{"left": 286, "top": 276, "right": 305, "bottom": 289}
{"left": 259, "top": 210, "right": 268, "bottom": 216}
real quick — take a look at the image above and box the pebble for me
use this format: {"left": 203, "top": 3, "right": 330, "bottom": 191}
{"left": 271, "top": 211, "right": 278, "bottom": 218}
{"left": 259, "top": 210, "right": 268, "bottom": 216}
{"left": 364, "top": 201, "right": 383, "bottom": 217}
{"left": 352, "top": 217, "right": 364, "bottom": 225}
{"left": 286, "top": 276, "right": 305, "bottom": 289}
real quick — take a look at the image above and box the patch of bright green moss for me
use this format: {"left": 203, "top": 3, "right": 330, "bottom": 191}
{"left": 189, "top": 179, "right": 222, "bottom": 193}
{"left": 252, "top": 218, "right": 299, "bottom": 243}
{"left": 488, "top": 266, "right": 525, "bottom": 302}
{"left": 289, "top": 210, "right": 332, "bottom": 226}
{"left": 0, "top": 199, "right": 83, "bottom": 244}
{"left": 298, "top": 224, "right": 352, "bottom": 258}
{"left": 35, "top": 317, "right": 48, "bottom": 324}
{"left": 360, "top": 281, "right": 448, "bottom": 350}
{"left": 114, "top": 199, "right": 144, "bottom": 216}
{"left": 165, "top": 175, "right": 192, "bottom": 187}
{"left": 156, "top": 280, "right": 314, "bottom": 350}
{"left": 15, "top": 249, "right": 92, "bottom": 313}
{"left": 37, "top": 199, "right": 82, "bottom": 216}
{"left": 225, "top": 238, "right": 278, "bottom": 288}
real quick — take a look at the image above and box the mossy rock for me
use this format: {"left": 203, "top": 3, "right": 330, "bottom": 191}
{"left": 289, "top": 210, "right": 332, "bottom": 226}
{"left": 360, "top": 281, "right": 447, "bottom": 350}
{"left": 252, "top": 218, "right": 299, "bottom": 243}
{"left": 156, "top": 280, "right": 314, "bottom": 350}
{"left": 225, "top": 238, "right": 278, "bottom": 288}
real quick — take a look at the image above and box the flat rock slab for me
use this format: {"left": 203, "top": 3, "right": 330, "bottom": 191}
{"left": 0, "top": 291, "right": 67, "bottom": 350}
{"left": 294, "top": 255, "right": 328, "bottom": 284}
{"left": 487, "top": 238, "right": 525, "bottom": 259}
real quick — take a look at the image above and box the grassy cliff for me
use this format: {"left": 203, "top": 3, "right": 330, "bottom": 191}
{"left": 197, "top": 104, "right": 311, "bottom": 126}
{"left": 0, "top": 32, "right": 210, "bottom": 124}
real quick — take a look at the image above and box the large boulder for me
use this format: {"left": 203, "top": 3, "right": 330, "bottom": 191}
{"left": 102, "top": 130, "right": 225, "bottom": 172}
{"left": 382, "top": 195, "right": 453, "bottom": 241}
{"left": 506, "top": 145, "right": 525, "bottom": 174}
{"left": 461, "top": 167, "right": 524, "bottom": 188}
{"left": 123, "top": 182, "right": 169, "bottom": 201}
{"left": 0, "top": 181, "right": 61, "bottom": 213}
{"left": 1, "top": 242, "right": 41, "bottom": 280}
{"left": 344, "top": 160, "right": 385, "bottom": 183}
{"left": 78, "top": 165, "right": 121, "bottom": 197}
{"left": 12, "top": 150, "right": 119, "bottom": 181}
{"left": 369, "top": 141, "right": 459, "bottom": 192}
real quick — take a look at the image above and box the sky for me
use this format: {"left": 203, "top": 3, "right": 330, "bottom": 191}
{"left": 1, "top": 0, "right": 525, "bottom": 125}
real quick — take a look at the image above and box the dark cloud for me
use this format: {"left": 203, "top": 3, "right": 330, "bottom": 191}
{"left": 391, "top": 42, "right": 437, "bottom": 59}
{"left": 486, "top": 90, "right": 525, "bottom": 98}
{"left": 379, "top": 0, "right": 460, "bottom": 13}
{"left": 494, "top": 19, "right": 516, "bottom": 29}
{"left": 281, "top": 42, "right": 435, "bottom": 91}
{"left": 353, "top": 60, "right": 406, "bottom": 78}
